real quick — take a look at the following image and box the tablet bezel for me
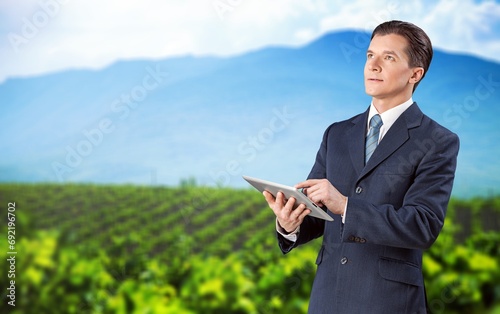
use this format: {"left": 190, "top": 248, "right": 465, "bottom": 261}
{"left": 242, "top": 175, "right": 334, "bottom": 221}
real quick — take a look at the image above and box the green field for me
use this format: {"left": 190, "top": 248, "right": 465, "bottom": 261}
{"left": 0, "top": 184, "right": 499, "bottom": 313}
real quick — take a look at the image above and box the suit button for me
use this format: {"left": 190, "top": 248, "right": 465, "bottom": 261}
{"left": 348, "top": 235, "right": 355, "bottom": 241}
{"left": 355, "top": 237, "right": 361, "bottom": 243}
{"left": 340, "top": 257, "right": 348, "bottom": 265}
{"left": 355, "top": 187, "right": 363, "bottom": 194}
{"left": 360, "top": 238, "right": 366, "bottom": 243}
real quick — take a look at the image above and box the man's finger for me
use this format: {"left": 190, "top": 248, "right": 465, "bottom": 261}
{"left": 275, "top": 191, "right": 286, "bottom": 207}
{"left": 289, "top": 203, "right": 306, "bottom": 220}
{"left": 263, "top": 191, "right": 275, "bottom": 204}
{"left": 283, "top": 196, "right": 297, "bottom": 214}
{"left": 295, "top": 179, "right": 320, "bottom": 189}
{"left": 297, "top": 207, "right": 311, "bottom": 221}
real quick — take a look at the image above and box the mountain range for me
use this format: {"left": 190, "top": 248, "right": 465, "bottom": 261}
{"left": 1, "top": 30, "right": 499, "bottom": 198}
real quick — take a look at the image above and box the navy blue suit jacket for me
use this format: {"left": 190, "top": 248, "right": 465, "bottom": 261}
{"left": 277, "top": 103, "right": 459, "bottom": 313}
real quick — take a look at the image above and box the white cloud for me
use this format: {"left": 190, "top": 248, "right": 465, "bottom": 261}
{"left": 0, "top": 0, "right": 499, "bottom": 83}
{"left": 420, "top": 0, "right": 500, "bottom": 60}
{"left": 317, "top": 0, "right": 500, "bottom": 61}
{"left": 319, "top": 2, "right": 400, "bottom": 32}
{"left": 295, "top": 28, "right": 317, "bottom": 42}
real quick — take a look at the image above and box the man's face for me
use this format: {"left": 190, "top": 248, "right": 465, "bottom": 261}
{"left": 364, "top": 33, "right": 417, "bottom": 104}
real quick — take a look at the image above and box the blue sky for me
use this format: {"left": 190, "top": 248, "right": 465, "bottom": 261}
{"left": 0, "top": 0, "right": 499, "bottom": 83}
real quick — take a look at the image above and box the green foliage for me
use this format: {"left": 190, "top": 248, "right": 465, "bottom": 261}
{"left": 0, "top": 184, "right": 499, "bottom": 313}
{"left": 253, "top": 246, "right": 318, "bottom": 314}
{"left": 424, "top": 216, "right": 500, "bottom": 314}
{"left": 180, "top": 255, "right": 255, "bottom": 314}
{"left": 0, "top": 230, "right": 114, "bottom": 314}
{"left": 0, "top": 230, "right": 304, "bottom": 314}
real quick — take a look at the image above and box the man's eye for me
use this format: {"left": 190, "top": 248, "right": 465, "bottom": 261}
{"left": 385, "top": 55, "right": 395, "bottom": 61}
{"left": 367, "top": 54, "right": 373, "bottom": 59}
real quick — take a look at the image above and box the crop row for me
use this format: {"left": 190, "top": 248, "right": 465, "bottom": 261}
{"left": 0, "top": 184, "right": 280, "bottom": 259}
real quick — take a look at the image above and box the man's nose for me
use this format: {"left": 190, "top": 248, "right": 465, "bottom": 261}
{"left": 367, "top": 57, "right": 381, "bottom": 72}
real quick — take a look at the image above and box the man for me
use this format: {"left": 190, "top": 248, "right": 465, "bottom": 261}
{"left": 263, "top": 20, "right": 459, "bottom": 313}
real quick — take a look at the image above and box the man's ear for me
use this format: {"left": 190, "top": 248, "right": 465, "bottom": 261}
{"left": 410, "top": 67, "right": 424, "bottom": 84}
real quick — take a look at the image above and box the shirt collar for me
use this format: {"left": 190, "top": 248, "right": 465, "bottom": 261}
{"left": 367, "top": 98, "right": 414, "bottom": 132}
{"left": 367, "top": 98, "right": 414, "bottom": 141}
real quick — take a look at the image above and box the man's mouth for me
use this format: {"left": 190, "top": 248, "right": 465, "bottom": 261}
{"left": 368, "top": 78, "right": 383, "bottom": 82}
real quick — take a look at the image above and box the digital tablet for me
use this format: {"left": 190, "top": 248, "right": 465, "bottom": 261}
{"left": 242, "top": 175, "right": 334, "bottom": 221}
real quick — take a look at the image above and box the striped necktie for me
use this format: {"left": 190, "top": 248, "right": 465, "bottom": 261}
{"left": 365, "top": 114, "right": 383, "bottom": 164}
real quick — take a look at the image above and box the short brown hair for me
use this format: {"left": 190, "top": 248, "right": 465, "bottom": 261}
{"left": 371, "top": 20, "right": 433, "bottom": 91}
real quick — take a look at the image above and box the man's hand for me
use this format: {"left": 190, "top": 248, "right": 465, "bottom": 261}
{"left": 295, "top": 179, "right": 347, "bottom": 215}
{"left": 263, "top": 191, "right": 310, "bottom": 233}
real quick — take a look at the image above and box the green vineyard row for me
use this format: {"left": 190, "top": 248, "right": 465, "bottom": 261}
{"left": 0, "top": 183, "right": 287, "bottom": 261}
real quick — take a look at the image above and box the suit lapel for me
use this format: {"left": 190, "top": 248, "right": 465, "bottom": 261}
{"left": 357, "top": 103, "right": 424, "bottom": 182}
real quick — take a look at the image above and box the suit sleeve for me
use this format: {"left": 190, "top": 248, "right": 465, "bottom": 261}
{"left": 276, "top": 125, "right": 332, "bottom": 254}
{"left": 342, "top": 129, "right": 460, "bottom": 250}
